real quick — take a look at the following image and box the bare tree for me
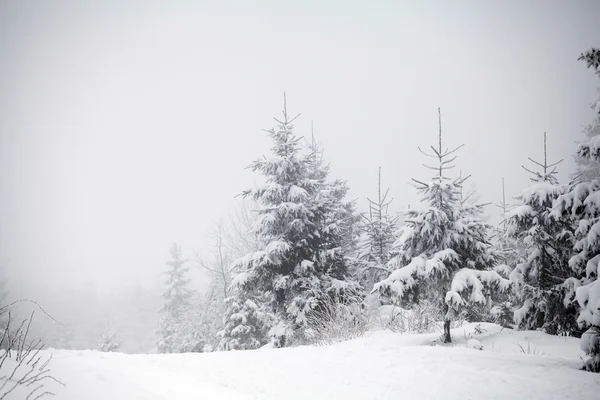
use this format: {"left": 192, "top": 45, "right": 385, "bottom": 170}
{"left": 223, "top": 199, "right": 262, "bottom": 260}
{"left": 195, "top": 221, "right": 234, "bottom": 301}
{"left": 0, "top": 301, "right": 65, "bottom": 399}
{"left": 192, "top": 201, "right": 262, "bottom": 349}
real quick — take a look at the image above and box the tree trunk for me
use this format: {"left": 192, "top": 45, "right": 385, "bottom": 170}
{"left": 442, "top": 300, "right": 452, "bottom": 343}
{"left": 443, "top": 319, "right": 451, "bottom": 343}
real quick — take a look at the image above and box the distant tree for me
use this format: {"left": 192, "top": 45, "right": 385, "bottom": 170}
{"left": 305, "top": 127, "right": 361, "bottom": 258}
{"left": 223, "top": 199, "right": 263, "bottom": 260}
{"left": 374, "top": 108, "right": 507, "bottom": 343}
{"left": 493, "top": 178, "right": 524, "bottom": 270}
{"left": 489, "top": 178, "right": 524, "bottom": 327}
{"left": 98, "top": 318, "right": 120, "bottom": 352}
{"left": 156, "top": 243, "right": 196, "bottom": 353}
{"left": 353, "top": 167, "right": 398, "bottom": 291}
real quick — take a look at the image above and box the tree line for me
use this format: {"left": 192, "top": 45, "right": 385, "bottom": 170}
{"left": 153, "top": 48, "right": 600, "bottom": 373}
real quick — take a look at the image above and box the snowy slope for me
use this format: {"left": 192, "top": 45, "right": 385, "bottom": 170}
{"left": 29, "top": 324, "right": 600, "bottom": 399}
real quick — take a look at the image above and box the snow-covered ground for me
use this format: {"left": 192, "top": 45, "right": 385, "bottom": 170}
{"left": 27, "top": 323, "right": 600, "bottom": 399}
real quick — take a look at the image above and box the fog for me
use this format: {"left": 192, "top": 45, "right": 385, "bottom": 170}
{"left": 1, "top": 1, "right": 599, "bottom": 351}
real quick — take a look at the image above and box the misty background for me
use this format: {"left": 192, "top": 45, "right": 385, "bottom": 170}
{"left": 1, "top": 0, "right": 599, "bottom": 351}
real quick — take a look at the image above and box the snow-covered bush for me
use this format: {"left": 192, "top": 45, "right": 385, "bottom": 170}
{"left": 376, "top": 303, "right": 440, "bottom": 334}
{"left": 0, "top": 303, "right": 64, "bottom": 399}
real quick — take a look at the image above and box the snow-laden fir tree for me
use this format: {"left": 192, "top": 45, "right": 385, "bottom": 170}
{"left": 489, "top": 178, "right": 524, "bottom": 327}
{"left": 373, "top": 108, "right": 507, "bottom": 343}
{"left": 201, "top": 201, "right": 270, "bottom": 351}
{"left": 353, "top": 167, "right": 398, "bottom": 292}
{"left": 493, "top": 178, "right": 524, "bottom": 270}
{"left": 505, "top": 133, "right": 578, "bottom": 335}
{"left": 553, "top": 48, "right": 600, "bottom": 372}
{"left": 217, "top": 292, "right": 276, "bottom": 350}
{"left": 156, "top": 242, "right": 196, "bottom": 353}
{"left": 306, "top": 129, "right": 361, "bottom": 259}
{"left": 573, "top": 49, "right": 600, "bottom": 182}
{"left": 98, "top": 319, "right": 120, "bottom": 352}
{"left": 229, "top": 94, "right": 360, "bottom": 347}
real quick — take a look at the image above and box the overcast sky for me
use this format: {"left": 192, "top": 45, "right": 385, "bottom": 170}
{"left": 1, "top": 0, "right": 599, "bottom": 298}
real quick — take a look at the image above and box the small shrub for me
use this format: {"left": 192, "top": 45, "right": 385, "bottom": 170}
{"left": 514, "top": 340, "right": 546, "bottom": 356}
{"left": 305, "top": 297, "right": 372, "bottom": 346}
{"left": 0, "top": 303, "right": 65, "bottom": 399}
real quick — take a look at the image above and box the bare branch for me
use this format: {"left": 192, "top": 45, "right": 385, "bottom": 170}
{"left": 0, "top": 300, "right": 62, "bottom": 327}
{"left": 441, "top": 144, "right": 465, "bottom": 157}
{"left": 418, "top": 147, "right": 438, "bottom": 158}
{"left": 527, "top": 157, "right": 546, "bottom": 168}
{"left": 546, "top": 159, "right": 563, "bottom": 168}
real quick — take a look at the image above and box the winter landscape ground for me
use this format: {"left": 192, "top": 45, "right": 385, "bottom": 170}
{"left": 8, "top": 323, "right": 598, "bottom": 400}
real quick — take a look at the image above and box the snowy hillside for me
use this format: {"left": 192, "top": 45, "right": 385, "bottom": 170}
{"left": 28, "top": 323, "right": 600, "bottom": 399}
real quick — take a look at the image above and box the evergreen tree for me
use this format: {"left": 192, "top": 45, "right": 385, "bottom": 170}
{"left": 489, "top": 178, "right": 524, "bottom": 327}
{"left": 554, "top": 48, "right": 600, "bottom": 372}
{"left": 98, "top": 319, "right": 120, "bottom": 352}
{"left": 493, "top": 178, "right": 524, "bottom": 271}
{"left": 230, "top": 94, "right": 360, "bottom": 347}
{"left": 573, "top": 48, "right": 600, "bottom": 182}
{"left": 374, "top": 108, "right": 507, "bottom": 343}
{"left": 354, "top": 167, "right": 398, "bottom": 291}
{"left": 506, "top": 133, "right": 578, "bottom": 335}
{"left": 156, "top": 243, "right": 195, "bottom": 353}
{"left": 217, "top": 292, "right": 275, "bottom": 350}
{"left": 306, "top": 131, "right": 361, "bottom": 259}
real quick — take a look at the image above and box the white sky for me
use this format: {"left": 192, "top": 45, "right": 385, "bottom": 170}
{"left": 1, "top": 0, "right": 599, "bottom": 297}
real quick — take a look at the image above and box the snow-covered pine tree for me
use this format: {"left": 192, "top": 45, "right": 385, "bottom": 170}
{"left": 354, "top": 167, "right": 398, "bottom": 292}
{"left": 506, "top": 133, "right": 578, "bottom": 335}
{"left": 374, "top": 108, "right": 507, "bottom": 343}
{"left": 553, "top": 48, "right": 600, "bottom": 372}
{"left": 231, "top": 94, "right": 360, "bottom": 347}
{"left": 156, "top": 242, "right": 196, "bottom": 353}
{"left": 573, "top": 49, "right": 600, "bottom": 182}
{"left": 305, "top": 127, "right": 361, "bottom": 259}
{"left": 98, "top": 319, "right": 120, "bottom": 352}
{"left": 217, "top": 292, "right": 275, "bottom": 351}
{"left": 493, "top": 178, "right": 523, "bottom": 270}
{"left": 489, "top": 178, "right": 523, "bottom": 327}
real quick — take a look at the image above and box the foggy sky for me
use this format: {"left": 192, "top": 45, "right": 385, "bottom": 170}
{"left": 1, "top": 0, "right": 599, "bottom": 298}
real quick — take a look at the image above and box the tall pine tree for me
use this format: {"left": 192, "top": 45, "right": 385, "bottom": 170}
{"left": 506, "top": 133, "right": 578, "bottom": 335}
{"left": 554, "top": 48, "right": 600, "bottom": 372}
{"left": 229, "top": 94, "right": 360, "bottom": 347}
{"left": 374, "top": 108, "right": 506, "bottom": 343}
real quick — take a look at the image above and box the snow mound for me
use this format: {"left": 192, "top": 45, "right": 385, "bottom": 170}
{"left": 466, "top": 338, "right": 483, "bottom": 350}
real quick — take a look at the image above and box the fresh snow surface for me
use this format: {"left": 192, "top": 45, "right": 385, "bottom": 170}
{"left": 27, "top": 323, "right": 600, "bottom": 399}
